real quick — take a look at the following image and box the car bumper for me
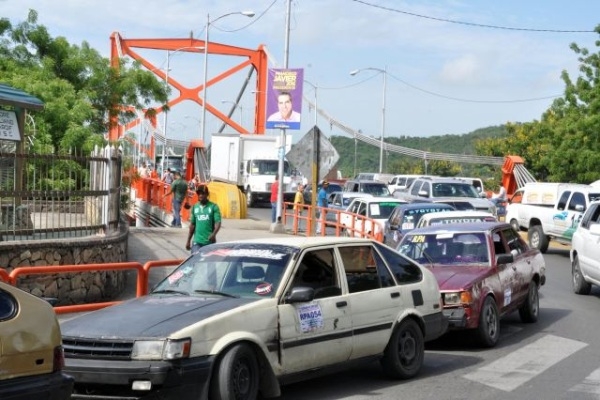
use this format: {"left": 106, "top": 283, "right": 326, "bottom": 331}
{"left": 422, "top": 311, "right": 448, "bottom": 341}
{"left": 442, "top": 307, "right": 474, "bottom": 329}
{"left": 0, "top": 371, "right": 74, "bottom": 400}
{"left": 65, "top": 356, "right": 214, "bottom": 400}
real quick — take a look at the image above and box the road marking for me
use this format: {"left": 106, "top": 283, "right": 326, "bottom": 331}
{"left": 570, "top": 368, "right": 600, "bottom": 395}
{"left": 463, "top": 335, "right": 587, "bottom": 392}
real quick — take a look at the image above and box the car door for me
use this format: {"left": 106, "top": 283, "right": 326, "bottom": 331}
{"left": 491, "top": 230, "right": 519, "bottom": 313}
{"left": 278, "top": 248, "right": 353, "bottom": 374}
{"left": 340, "top": 199, "right": 360, "bottom": 229}
{"left": 500, "top": 227, "right": 532, "bottom": 305}
{"left": 577, "top": 203, "right": 600, "bottom": 281}
{"left": 337, "top": 244, "right": 402, "bottom": 358}
{"left": 549, "top": 190, "right": 574, "bottom": 237}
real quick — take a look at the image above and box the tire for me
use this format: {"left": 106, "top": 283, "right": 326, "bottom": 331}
{"left": 381, "top": 319, "right": 424, "bottom": 379}
{"left": 528, "top": 225, "right": 549, "bottom": 253}
{"left": 246, "top": 189, "right": 254, "bottom": 208}
{"left": 509, "top": 218, "right": 520, "bottom": 232}
{"left": 477, "top": 296, "right": 500, "bottom": 348}
{"left": 518, "top": 282, "right": 539, "bottom": 323}
{"left": 210, "top": 343, "right": 259, "bottom": 400}
{"left": 572, "top": 255, "right": 592, "bottom": 295}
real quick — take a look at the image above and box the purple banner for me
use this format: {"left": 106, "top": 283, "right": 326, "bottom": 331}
{"left": 265, "top": 68, "right": 303, "bottom": 130}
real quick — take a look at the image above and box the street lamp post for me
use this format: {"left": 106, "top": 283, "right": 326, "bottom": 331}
{"left": 161, "top": 46, "right": 202, "bottom": 175}
{"left": 303, "top": 80, "right": 318, "bottom": 126}
{"left": 221, "top": 100, "right": 244, "bottom": 126}
{"left": 350, "top": 66, "right": 387, "bottom": 174}
{"left": 200, "top": 10, "right": 255, "bottom": 145}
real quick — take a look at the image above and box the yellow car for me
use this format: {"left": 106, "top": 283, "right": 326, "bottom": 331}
{"left": 0, "top": 281, "right": 73, "bottom": 399}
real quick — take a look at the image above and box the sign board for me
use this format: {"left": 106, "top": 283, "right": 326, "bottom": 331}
{"left": 0, "top": 110, "right": 21, "bottom": 141}
{"left": 286, "top": 126, "right": 339, "bottom": 182}
{"left": 265, "top": 68, "right": 303, "bottom": 130}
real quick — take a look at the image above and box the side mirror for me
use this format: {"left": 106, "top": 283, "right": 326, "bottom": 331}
{"left": 284, "top": 287, "right": 315, "bottom": 303}
{"left": 496, "top": 253, "right": 514, "bottom": 265}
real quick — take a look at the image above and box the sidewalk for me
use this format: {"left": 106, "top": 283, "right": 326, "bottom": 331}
{"left": 123, "top": 217, "right": 293, "bottom": 298}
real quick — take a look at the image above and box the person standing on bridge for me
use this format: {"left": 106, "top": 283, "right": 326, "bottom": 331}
{"left": 270, "top": 174, "right": 280, "bottom": 223}
{"left": 186, "top": 185, "right": 222, "bottom": 254}
{"left": 165, "top": 170, "right": 188, "bottom": 228}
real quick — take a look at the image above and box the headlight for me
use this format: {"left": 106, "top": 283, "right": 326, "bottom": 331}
{"left": 131, "top": 338, "right": 191, "bottom": 360}
{"left": 443, "top": 291, "right": 472, "bottom": 305}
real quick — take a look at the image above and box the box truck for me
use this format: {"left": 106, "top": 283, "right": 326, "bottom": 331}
{"left": 210, "top": 133, "right": 295, "bottom": 207}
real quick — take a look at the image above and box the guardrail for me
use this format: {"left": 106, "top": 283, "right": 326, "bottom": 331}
{"left": 282, "top": 202, "right": 383, "bottom": 242}
{"left": 3, "top": 260, "right": 183, "bottom": 314}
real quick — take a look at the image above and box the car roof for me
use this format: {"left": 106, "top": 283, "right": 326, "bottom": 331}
{"left": 218, "top": 236, "right": 377, "bottom": 248}
{"left": 394, "top": 202, "right": 454, "bottom": 211}
{"left": 421, "top": 210, "right": 494, "bottom": 219}
{"left": 407, "top": 221, "right": 509, "bottom": 234}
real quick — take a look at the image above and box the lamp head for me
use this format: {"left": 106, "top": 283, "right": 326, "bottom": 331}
{"left": 242, "top": 11, "right": 255, "bottom": 17}
{"left": 349, "top": 69, "right": 360, "bottom": 76}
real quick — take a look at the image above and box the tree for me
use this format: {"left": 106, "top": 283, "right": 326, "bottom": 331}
{"left": 0, "top": 9, "right": 167, "bottom": 154}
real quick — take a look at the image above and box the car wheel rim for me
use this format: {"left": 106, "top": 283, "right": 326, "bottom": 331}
{"left": 399, "top": 329, "right": 417, "bottom": 364}
{"left": 484, "top": 304, "right": 498, "bottom": 338}
{"left": 531, "top": 232, "right": 539, "bottom": 248}
{"left": 233, "top": 358, "right": 251, "bottom": 397}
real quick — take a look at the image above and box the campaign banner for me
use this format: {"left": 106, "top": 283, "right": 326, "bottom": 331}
{"left": 265, "top": 68, "right": 303, "bottom": 130}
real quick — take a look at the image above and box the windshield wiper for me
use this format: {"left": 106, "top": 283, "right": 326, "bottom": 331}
{"left": 152, "top": 289, "right": 190, "bottom": 296}
{"left": 422, "top": 251, "right": 436, "bottom": 267}
{"left": 194, "top": 289, "right": 239, "bottom": 298}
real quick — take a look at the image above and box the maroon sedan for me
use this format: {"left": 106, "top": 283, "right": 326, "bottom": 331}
{"left": 397, "top": 222, "right": 546, "bottom": 347}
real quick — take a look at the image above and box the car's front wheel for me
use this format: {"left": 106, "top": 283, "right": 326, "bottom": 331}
{"left": 477, "top": 296, "right": 500, "bottom": 347}
{"left": 210, "top": 343, "right": 259, "bottom": 400}
{"left": 572, "top": 255, "right": 592, "bottom": 295}
{"left": 381, "top": 318, "right": 424, "bottom": 379}
{"left": 528, "top": 225, "right": 550, "bottom": 253}
{"left": 518, "top": 282, "right": 539, "bottom": 323}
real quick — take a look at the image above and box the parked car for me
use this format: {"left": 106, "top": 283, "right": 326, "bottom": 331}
{"left": 571, "top": 200, "right": 600, "bottom": 294}
{"left": 61, "top": 237, "right": 447, "bottom": 399}
{"left": 303, "top": 182, "right": 343, "bottom": 204}
{"left": 396, "top": 176, "right": 497, "bottom": 217}
{"left": 383, "top": 203, "right": 455, "bottom": 248}
{"left": 340, "top": 197, "right": 407, "bottom": 238}
{"left": 388, "top": 174, "right": 426, "bottom": 194}
{"left": 325, "top": 191, "right": 373, "bottom": 226}
{"left": 343, "top": 179, "right": 391, "bottom": 197}
{"left": 415, "top": 210, "right": 497, "bottom": 229}
{"left": 397, "top": 222, "right": 546, "bottom": 347}
{"left": 0, "top": 281, "right": 74, "bottom": 400}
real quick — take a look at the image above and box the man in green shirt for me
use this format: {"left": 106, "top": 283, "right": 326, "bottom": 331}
{"left": 186, "top": 185, "right": 222, "bottom": 254}
{"left": 165, "top": 170, "right": 189, "bottom": 227}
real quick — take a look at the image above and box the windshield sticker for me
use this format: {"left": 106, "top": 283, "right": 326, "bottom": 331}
{"left": 401, "top": 222, "right": 415, "bottom": 230}
{"left": 255, "top": 282, "right": 273, "bottom": 296}
{"left": 409, "top": 235, "right": 426, "bottom": 243}
{"left": 369, "top": 204, "right": 381, "bottom": 216}
{"left": 167, "top": 270, "right": 184, "bottom": 284}
{"left": 431, "top": 217, "right": 489, "bottom": 225}
{"left": 435, "top": 233, "right": 454, "bottom": 239}
{"left": 298, "top": 303, "right": 324, "bottom": 333}
{"left": 203, "top": 249, "right": 287, "bottom": 260}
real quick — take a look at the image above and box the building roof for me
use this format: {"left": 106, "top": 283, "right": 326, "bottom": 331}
{"left": 0, "top": 83, "right": 44, "bottom": 110}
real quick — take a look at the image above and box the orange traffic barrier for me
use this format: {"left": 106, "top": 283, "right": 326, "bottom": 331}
{"left": 0, "top": 269, "right": 10, "bottom": 283}
{"left": 9, "top": 262, "right": 145, "bottom": 314}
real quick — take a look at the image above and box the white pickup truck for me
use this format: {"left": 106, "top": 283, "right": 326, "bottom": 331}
{"left": 505, "top": 183, "right": 600, "bottom": 252}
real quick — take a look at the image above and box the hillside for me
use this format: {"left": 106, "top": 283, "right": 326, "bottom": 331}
{"left": 328, "top": 125, "right": 508, "bottom": 180}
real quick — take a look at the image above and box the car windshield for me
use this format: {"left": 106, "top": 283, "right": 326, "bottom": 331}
{"left": 368, "top": 202, "right": 402, "bottom": 219}
{"left": 398, "top": 232, "right": 490, "bottom": 265}
{"left": 361, "top": 184, "right": 390, "bottom": 196}
{"left": 432, "top": 183, "right": 479, "bottom": 198}
{"left": 152, "top": 244, "right": 296, "bottom": 298}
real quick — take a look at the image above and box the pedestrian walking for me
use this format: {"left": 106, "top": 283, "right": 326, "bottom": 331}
{"left": 186, "top": 185, "right": 222, "bottom": 254}
{"left": 293, "top": 184, "right": 304, "bottom": 232}
{"left": 316, "top": 181, "right": 329, "bottom": 234}
{"left": 165, "top": 170, "right": 188, "bottom": 227}
{"left": 162, "top": 168, "right": 173, "bottom": 184}
{"left": 270, "top": 175, "right": 279, "bottom": 223}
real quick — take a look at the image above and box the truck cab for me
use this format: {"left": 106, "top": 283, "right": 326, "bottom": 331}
{"left": 243, "top": 159, "right": 295, "bottom": 207}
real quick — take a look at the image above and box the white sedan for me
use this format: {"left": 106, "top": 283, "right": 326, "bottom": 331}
{"left": 61, "top": 237, "right": 447, "bottom": 400}
{"left": 571, "top": 200, "right": 600, "bottom": 294}
{"left": 339, "top": 197, "right": 407, "bottom": 238}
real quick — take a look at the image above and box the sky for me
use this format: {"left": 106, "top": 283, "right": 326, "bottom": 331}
{"left": 3, "top": 0, "right": 600, "bottom": 146}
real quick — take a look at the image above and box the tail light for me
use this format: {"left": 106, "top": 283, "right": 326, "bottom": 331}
{"left": 53, "top": 345, "right": 65, "bottom": 372}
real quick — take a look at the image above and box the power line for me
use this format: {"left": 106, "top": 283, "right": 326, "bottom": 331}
{"left": 349, "top": 0, "right": 596, "bottom": 33}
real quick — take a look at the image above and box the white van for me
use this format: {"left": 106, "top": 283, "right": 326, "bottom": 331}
{"left": 388, "top": 174, "right": 425, "bottom": 194}
{"left": 455, "top": 177, "right": 485, "bottom": 195}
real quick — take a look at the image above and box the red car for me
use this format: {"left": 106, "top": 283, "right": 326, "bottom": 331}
{"left": 397, "top": 222, "right": 546, "bottom": 347}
